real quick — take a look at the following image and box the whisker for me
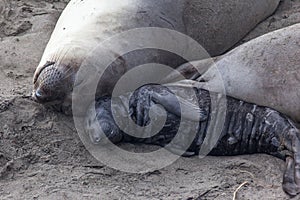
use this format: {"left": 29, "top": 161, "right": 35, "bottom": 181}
{"left": 57, "top": 46, "right": 69, "bottom": 59}
{"left": 36, "top": 46, "right": 77, "bottom": 90}
{"left": 53, "top": 48, "right": 65, "bottom": 63}
{"left": 60, "top": 67, "right": 76, "bottom": 81}
{"left": 49, "top": 47, "right": 63, "bottom": 63}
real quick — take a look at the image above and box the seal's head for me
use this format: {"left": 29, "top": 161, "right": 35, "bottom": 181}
{"left": 32, "top": 61, "right": 76, "bottom": 104}
{"left": 86, "top": 96, "right": 123, "bottom": 144}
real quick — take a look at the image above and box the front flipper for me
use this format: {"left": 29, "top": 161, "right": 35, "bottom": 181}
{"left": 129, "top": 84, "right": 208, "bottom": 127}
{"left": 282, "top": 129, "right": 300, "bottom": 196}
{"left": 283, "top": 157, "right": 300, "bottom": 196}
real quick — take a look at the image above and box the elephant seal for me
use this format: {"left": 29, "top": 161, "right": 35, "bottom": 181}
{"left": 32, "top": 0, "right": 279, "bottom": 108}
{"left": 164, "top": 23, "right": 300, "bottom": 123}
{"left": 86, "top": 84, "right": 300, "bottom": 196}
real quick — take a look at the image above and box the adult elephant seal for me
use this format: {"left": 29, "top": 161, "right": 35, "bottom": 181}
{"left": 32, "top": 0, "right": 279, "bottom": 110}
{"left": 164, "top": 23, "right": 300, "bottom": 123}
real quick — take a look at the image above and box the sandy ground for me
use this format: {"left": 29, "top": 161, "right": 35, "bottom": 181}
{"left": 0, "top": 0, "right": 300, "bottom": 199}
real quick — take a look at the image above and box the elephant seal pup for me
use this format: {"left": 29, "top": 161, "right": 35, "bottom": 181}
{"left": 164, "top": 23, "right": 300, "bottom": 123}
{"left": 86, "top": 84, "right": 300, "bottom": 196}
{"left": 32, "top": 0, "right": 279, "bottom": 109}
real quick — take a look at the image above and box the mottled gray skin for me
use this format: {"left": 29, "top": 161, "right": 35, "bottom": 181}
{"left": 87, "top": 85, "right": 300, "bottom": 196}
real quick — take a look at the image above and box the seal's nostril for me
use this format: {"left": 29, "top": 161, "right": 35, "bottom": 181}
{"left": 35, "top": 89, "right": 46, "bottom": 102}
{"left": 35, "top": 89, "right": 42, "bottom": 98}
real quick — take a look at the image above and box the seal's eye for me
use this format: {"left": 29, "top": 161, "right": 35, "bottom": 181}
{"left": 99, "top": 120, "right": 123, "bottom": 143}
{"left": 99, "top": 121, "right": 114, "bottom": 136}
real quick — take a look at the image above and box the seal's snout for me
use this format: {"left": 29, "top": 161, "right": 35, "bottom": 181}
{"left": 86, "top": 113, "right": 122, "bottom": 144}
{"left": 85, "top": 97, "right": 124, "bottom": 144}
{"left": 33, "top": 62, "right": 74, "bottom": 104}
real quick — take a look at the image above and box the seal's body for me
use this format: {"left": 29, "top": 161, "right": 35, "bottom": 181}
{"left": 87, "top": 84, "right": 300, "bottom": 196}
{"left": 165, "top": 23, "right": 300, "bottom": 123}
{"left": 32, "top": 0, "right": 279, "bottom": 108}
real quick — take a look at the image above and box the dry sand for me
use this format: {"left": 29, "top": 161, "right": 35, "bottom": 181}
{"left": 0, "top": 0, "right": 300, "bottom": 199}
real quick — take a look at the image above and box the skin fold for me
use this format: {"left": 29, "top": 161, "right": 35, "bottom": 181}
{"left": 86, "top": 84, "right": 300, "bottom": 196}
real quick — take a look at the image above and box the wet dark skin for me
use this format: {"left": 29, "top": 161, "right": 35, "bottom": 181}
{"left": 89, "top": 84, "right": 300, "bottom": 196}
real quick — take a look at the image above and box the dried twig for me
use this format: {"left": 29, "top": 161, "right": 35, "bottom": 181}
{"left": 239, "top": 170, "right": 254, "bottom": 179}
{"left": 233, "top": 181, "right": 248, "bottom": 200}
